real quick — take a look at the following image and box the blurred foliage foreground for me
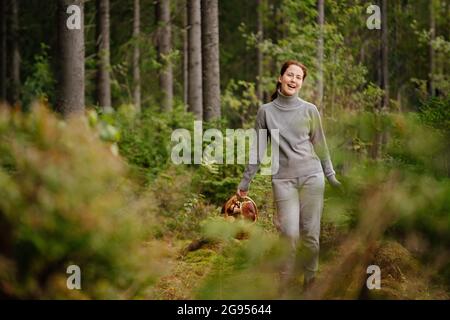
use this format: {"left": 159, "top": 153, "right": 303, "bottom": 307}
{"left": 0, "top": 100, "right": 449, "bottom": 299}
{"left": 0, "top": 104, "right": 165, "bottom": 299}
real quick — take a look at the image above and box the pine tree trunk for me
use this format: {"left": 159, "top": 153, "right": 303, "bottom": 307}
{"left": 429, "top": 0, "right": 435, "bottom": 96}
{"left": 187, "top": 0, "right": 202, "bottom": 119}
{"left": 10, "top": 0, "right": 20, "bottom": 106}
{"left": 317, "top": 0, "right": 324, "bottom": 112}
{"left": 381, "top": 0, "right": 389, "bottom": 110}
{"left": 133, "top": 0, "right": 141, "bottom": 110}
{"left": 256, "top": 0, "right": 264, "bottom": 102}
{"left": 371, "top": 0, "right": 389, "bottom": 160}
{"left": 0, "top": 0, "right": 6, "bottom": 103}
{"left": 96, "top": 0, "right": 111, "bottom": 110}
{"left": 381, "top": 0, "right": 389, "bottom": 160}
{"left": 56, "top": 0, "right": 85, "bottom": 117}
{"left": 183, "top": 2, "right": 188, "bottom": 108}
{"left": 156, "top": 0, "right": 173, "bottom": 111}
{"left": 201, "top": 0, "right": 220, "bottom": 121}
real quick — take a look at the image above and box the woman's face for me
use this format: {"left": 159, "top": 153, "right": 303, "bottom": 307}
{"left": 278, "top": 65, "right": 304, "bottom": 96}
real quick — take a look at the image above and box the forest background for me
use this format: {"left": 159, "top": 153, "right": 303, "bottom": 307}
{"left": 0, "top": 0, "right": 449, "bottom": 299}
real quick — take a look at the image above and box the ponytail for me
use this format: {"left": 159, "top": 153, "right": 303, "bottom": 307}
{"left": 270, "top": 82, "right": 281, "bottom": 101}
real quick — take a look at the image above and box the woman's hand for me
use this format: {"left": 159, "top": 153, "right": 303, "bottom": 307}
{"left": 236, "top": 188, "right": 248, "bottom": 198}
{"left": 327, "top": 175, "right": 342, "bottom": 188}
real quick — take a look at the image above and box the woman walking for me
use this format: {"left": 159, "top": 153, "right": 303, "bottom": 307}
{"left": 237, "top": 60, "right": 341, "bottom": 292}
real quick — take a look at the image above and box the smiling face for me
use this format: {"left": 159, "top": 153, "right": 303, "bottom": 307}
{"left": 278, "top": 64, "right": 304, "bottom": 96}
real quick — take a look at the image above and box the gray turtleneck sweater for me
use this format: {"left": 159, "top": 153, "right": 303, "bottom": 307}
{"left": 238, "top": 91, "right": 336, "bottom": 191}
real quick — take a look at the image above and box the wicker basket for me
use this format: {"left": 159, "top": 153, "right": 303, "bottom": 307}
{"left": 221, "top": 194, "right": 258, "bottom": 222}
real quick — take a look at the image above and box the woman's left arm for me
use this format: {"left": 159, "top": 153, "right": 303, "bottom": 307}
{"left": 310, "top": 106, "right": 341, "bottom": 187}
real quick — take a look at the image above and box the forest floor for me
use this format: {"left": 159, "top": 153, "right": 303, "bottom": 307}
{"left": 142, "top": 167, "right": 449, "bottom": 300}
{"left": 148, "top": 220, "right": 449, "bottom": 300}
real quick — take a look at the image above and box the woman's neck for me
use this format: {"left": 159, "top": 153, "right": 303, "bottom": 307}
{"left": 273, "top": 89, "right": 301, "bottom": 109}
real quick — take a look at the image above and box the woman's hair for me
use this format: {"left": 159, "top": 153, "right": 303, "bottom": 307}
{"left": 270, "top": 60, "right": 308, "bottom": 101}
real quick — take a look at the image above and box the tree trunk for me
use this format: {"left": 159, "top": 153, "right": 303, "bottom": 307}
{"left": 201, "top": 0, "right": 220, "bottom": 121}
{"left": 381, "top": 0, "right": 389, "bottom": 110}
{"left": 96, "top": 0, "right": 111, "bottom": 110}
{"left": 183, "top": 1, "right": 188, "bottom": 108}
{"left": 429, "top": 0, "right": 435, "bottom": 96}
{"left": 394, "top": 1, "right": 400, "bottom": 108}
{"left": 187, "top": 0, "right": 202, "bottom": 119}
{"left": 381, "top": 0, "right": 389, "bottom": 161}
{"left": 56, "top": 0, "right": 85, "bottom": 117}
{"left": 317, "top": 0, "right": 324, "bottom": 112}
{"left": 133, "top": 0, "right": 141, "bottom": 110}
{"left": 0, "top": 0, "right": 6, "bottom": 103}
{"left": 156, "top": 0, "right": 173, "bottom": 111}
{"left": 256, "top": 0, "right": 264, "bottom": 102}
{"left": 371, "top": 0, "right": 388, "bottom": 160}
{"left": 445, "top": 0, "right": 449, "bottom": 90}
{"left": 9, "top": 0, "right": 20, "bottom": 106}
{"left": 330, "top": 54, "right": 336, "bottom": 118}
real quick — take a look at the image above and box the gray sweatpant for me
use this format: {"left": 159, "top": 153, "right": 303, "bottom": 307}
{"left": 272, "top": 172, "right": 325, "bottom": 283}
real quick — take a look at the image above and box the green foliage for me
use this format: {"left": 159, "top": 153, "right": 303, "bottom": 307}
{"left": 418, "top": 96, "right": 450, "bottom": 133}
{"left": 191, "top": 159, "right": 241, "bottom": 206}
{"left": 241, "top": 0, "right": 382, "bottom": 114}
{"left": 22, "top": 44, "right": 56, "bottom": 110}
{"left": 151, "top": 166, "right": 212, "bottom": 240}
{"left": 89, "top": 104, "right": 196, "bottom": 184}
{"left": 221, "top": 80, "right": 259, "bottom": 129}
{"left": 218, "top": 0, "right": 258, "bottom": 86}
{"left": 0, "top": 106, "right": 161, "bottom": 299}
{"left": 323, "top": 110, "right": 450, "bottom": 258}
{"left": 195, "top": 218, "right": 285, "bottom": 299}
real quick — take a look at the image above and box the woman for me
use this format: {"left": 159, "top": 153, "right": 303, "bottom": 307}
{"left": 237, "top": 60, "right": 341, "bottom": 291}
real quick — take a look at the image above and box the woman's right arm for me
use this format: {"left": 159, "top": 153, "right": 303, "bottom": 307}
{"left": 237, "top": 107, "right": 268, "bottom": 193}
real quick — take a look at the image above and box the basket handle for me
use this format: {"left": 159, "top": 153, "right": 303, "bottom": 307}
{"left": 236, "top": 195, "right": 258, "bottom": 214}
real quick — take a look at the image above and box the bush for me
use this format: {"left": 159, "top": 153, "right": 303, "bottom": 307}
{"left": 418, "top": 96, "right": 450, "bottom": 133}
{"left": 321, "top": 110, "right": 450, "bottom": 295}
{"left": 0, "top": 105, "right": 161, "bottom": 299}
{"left": 22, "top": 44, "right": 56, "bottom": 110}
{"left": 93, "top": 104, "right": 196, "bottom": 184}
